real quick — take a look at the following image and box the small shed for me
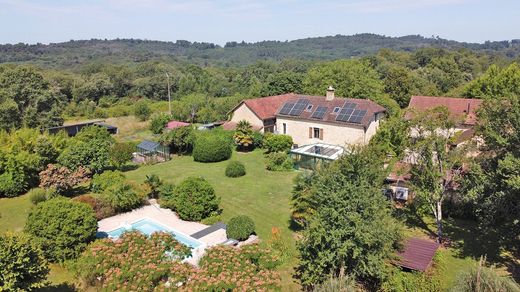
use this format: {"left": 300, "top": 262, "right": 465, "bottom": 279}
{"left": 396, "top": 237, "right": 440, "bottom": 271}
{"left": 136, "top": 140, "right": 170, "bottom": 162}
{"left": 290, "top": 143, "right": 345, "bottom": 170}
{"left": 46, "top": 120, "right": 118, "bottom": 137}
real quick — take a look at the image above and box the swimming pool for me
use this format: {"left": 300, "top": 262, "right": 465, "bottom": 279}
{"left": 105, "top": 218, "right": 203, "bottom": 249}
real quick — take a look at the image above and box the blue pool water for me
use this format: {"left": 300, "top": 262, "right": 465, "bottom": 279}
{"left": 105, "top": 218, "right": 202, "bottom": 248}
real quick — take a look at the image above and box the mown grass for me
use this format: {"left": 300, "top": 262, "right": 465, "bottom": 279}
{"left": 124, "top": 149, "right": 301, "bottom": 290}
{"left": 0, "top": 193, "right": 32, "bottom": 232}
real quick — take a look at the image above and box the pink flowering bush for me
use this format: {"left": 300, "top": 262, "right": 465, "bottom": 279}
{"left": 184, "top": 244, "right": 281, "bottom": 291}
{"left": 76, "top": 233, "right": 282, "bottom": 291}
{"left": 74, "top": 231, "right": 193, "bottom": 290}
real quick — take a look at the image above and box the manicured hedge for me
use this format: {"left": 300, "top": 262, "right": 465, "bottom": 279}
{"left": 192, "top": 132, "right": 232, "bottom": 163}
{"left": 226, "top": 215, "right": 255, "bottom": 241}
{"left": 225, "top": 161, "right": 246, "bottom": 178}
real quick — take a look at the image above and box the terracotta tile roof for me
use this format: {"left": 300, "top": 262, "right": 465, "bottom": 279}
{"left": 396, "top": 237, "right": 440, "bottom": 271}
{"left": 222, "top": 121, "right": 262, "bottom": 131}
{"left": 276, "top": 94, "right": 386, "bottom": 128}
{"left": 241, "top": 94, "right": 296, "bottom": 120}
{"left": 407, "top": 96, "right": 482, "bottom": 126}
{"left": 166, "top": 120, "right": 190, "bottom": 129}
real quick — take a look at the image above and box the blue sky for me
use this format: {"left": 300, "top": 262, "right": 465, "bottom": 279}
{"left": 0, "top": 0, "right": 518, "bottom": 45}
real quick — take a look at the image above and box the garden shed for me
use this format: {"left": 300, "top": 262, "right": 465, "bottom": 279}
{"left": 290, "top": 143, "right": 344, "bottom": 170}
{"left": 136, "top": 140, "right": 170, "bottom": 163}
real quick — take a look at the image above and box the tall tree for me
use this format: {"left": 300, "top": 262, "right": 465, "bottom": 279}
{"left": 408, "top": 107, "right": 464, "bottom": 240}
{"left": 296, "top": 147, "right": 402, "bottom": 288}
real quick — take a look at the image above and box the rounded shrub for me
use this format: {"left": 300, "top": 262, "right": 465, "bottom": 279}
{"left": 91, "top": 170, "right": 126, "bottom": 193}
{"left": 263, "top": 134, "right": 293, "bottom": 153}
{"left": 265, "top": 152, "right": 293, "bottom": 171}
{"left": 24, "top": 198, "right": 98, "bottom": 262}
{"left": 162, "top": 177, "right": 220, "bottom": 221}
{"left": 192, "top": 133, "right": 232, "bottom": 163}
{"left": 103, "top": 183, "right": 142, "bottom": 212}
{"left": 0, "top": 233, "right": 49, "bottom": 291}
{"left": 225, "top": 161, "right": 246, "bottom": 178}
{"left": 226, "top": 215, "right": 255, "bottom": 241}
{"left": 28, "top": 188, "right": 48, "bottom": 205}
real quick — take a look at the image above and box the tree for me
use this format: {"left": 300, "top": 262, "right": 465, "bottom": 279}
{"left": 462, "top": 93, "right": 520, "bottom": 242}
{"left": 25, "top": 198, "right": 98, "bottom": 262}
{"left": 149, "top": 113, "right": 171, "bottom": 134}
{"left": 233, "top": 120, "right": 254, "bottom": 151}
{"left": 303, "top": 59, "right": 384, "bottom": 99}
{"left": 296, "top": 147, "right": 402, "bottom": 287}
{"left": 134, "top": 100, "right": 151, "bottom": 121}
{"left": 408, "top": 107, "right": 464, "bottom": 241}
{"left": 369, "top": 114, "right": 409, "bottom": 159}
{"left": 58, "top": 126, "right": 115, "bottom": 173}
{"left": 0, "top": 233, "right": 49, "bottom": 291}
{"left": 109, "top": 142, "right": 135, "bottom": 169}
{"left": 161, "top": 177, "right": 220, "bottom": 221}
{"left": 464, "top": 63, "right": 520, "bottom": 98}
{"left": 179, "top": 93, "right": 206, "bottom": 123}
{"left": 159, "top": 125, "right": 195, "bottom": 154}
{"left": 144, "top": 174, "right": 163, "bottom": 198}
{"left": 38, "top": 164, "right": 91, "bottom": 194}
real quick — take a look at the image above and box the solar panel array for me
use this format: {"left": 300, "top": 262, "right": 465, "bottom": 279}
{"left": 279, "top": 98, "right": 368, "bottom": 124}
{"left": 311, "top": 106, "right": 328, "bottom": 119}
{"left": 279, "top": 102, "right": 294, "bottom": 115}
{"left": 288, "top": 99, "right": 310, "bottom": 116}
{"left": 335, "top": 102, "right": 367, "bottom": 124}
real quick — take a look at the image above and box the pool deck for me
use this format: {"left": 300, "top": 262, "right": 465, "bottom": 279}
{"left": 97, "top": 202, "right": 227, "bottom": 247}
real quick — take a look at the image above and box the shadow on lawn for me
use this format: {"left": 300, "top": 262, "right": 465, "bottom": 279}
{"left": 443, "top": 218, "right": 519, "bottom": 282}
{"left": 37, "top": 283, "right": 76, "bottom": 292}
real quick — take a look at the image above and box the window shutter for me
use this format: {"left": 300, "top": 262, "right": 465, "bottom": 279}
{"left": 309, "top": 127, "right": 313, "bottom": 138}
{"left": 319, "top": 128, "right": 324, "bottom": 140}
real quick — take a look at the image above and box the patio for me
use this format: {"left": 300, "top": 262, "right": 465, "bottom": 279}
{"left": 97, "top": 202, "right": 228, "bottom": 248}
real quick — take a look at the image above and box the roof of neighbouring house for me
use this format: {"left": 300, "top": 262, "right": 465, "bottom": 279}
{"left": 46, "top": 120, "right": 118, "bottom": 136}
{"left": 407, "top": 96, "right": 483, "bottom": 126}
{"left": 231, "top": 93, "right": 296, "bottom": 120}
{"left": 137, "top": 140, "right": 160, "bottom": 152}
{"left": 166, "top": 120, "right": 190, "bottom": 129}
{"left": 396, "top": 237, "right": 440, "bottom": 271}
{"left": 275, "top": 94, "right": 387, "bottom": 128}
{"left": 222, "top": 121, "right": 263, "bottom": 131}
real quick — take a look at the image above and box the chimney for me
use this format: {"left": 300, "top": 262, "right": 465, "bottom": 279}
{"left": 326, "top": 86, "right": 335, "bottom": 101}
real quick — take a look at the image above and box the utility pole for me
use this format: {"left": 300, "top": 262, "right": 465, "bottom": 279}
{"left": 165, "top": 73, "right": 172, "bottom": 116}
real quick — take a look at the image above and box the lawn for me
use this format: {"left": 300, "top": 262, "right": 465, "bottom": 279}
{"left": 0, "top": 193, "right": 32, "bottom": 232}
{"left": 124, "top": 149, "right": 301, "bottom": 290}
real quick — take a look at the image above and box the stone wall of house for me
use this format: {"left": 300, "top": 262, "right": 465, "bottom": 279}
{"left": 276, "top": 116, "right": 372, "bottom": 147}
{"left": 230, "top": 103, "right": 264, "bottom": 131}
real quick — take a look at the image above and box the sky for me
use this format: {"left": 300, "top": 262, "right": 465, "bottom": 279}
{"left": 0, "top": 0, "right": 519, "bottom": 45}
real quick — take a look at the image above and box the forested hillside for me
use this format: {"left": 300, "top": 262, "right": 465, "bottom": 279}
{"left": 1, "top": 34, "right": 520, "bottom": 68}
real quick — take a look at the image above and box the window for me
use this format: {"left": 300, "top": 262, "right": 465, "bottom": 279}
{"left": 313, "top": 127, "right": 320, "bottom": 138}
{"left": 333, "top": 107, "right": 341, "bottom": 113}
{"left": 305, "top": 104, "right": 313, "bottom": 112}
{"left": 283, "top": 123, "right": 287, "bottom": 134}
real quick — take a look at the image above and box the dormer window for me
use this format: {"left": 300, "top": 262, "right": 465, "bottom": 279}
{"left": 333, "top": 107, "right": 341, "bottom": 114}
{"left": 305, "top": 104, "right": 313, "bottom": 112}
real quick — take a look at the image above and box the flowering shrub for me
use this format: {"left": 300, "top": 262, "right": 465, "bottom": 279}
{"left": 76, "top": 234, "right": 282, "bottom": 291}
{"left": 39, "top": 164, "right": 91, "bottom": 194}
{"left": 189, "top": 244, "right": 281, "bottom": 291}
{"left": 75, "top": 231, "right": 193, "bottom": 290}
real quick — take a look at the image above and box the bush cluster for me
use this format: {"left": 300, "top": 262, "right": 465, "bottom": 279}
{"left": 90, "top": 170, "right": 126, "bottom": 193}
{"left": 192, "top": 132, "right": 232, "bottom": 163}
{"left": 225, "top": 161, "right": 246, "bottom": 178}
{"left": 263, "top": 134, "right": 293, "bottom": 153}
{"left": 226, "top": 215, "right": 255, "bottom": 240}
{"left": 73, "top": 194, "right": 115, "bottom": 220}
{"left": 0, "top": 233, "right": 49, "bottom": 291}
{"left": 160, "top": 177, "right": 220, "bottom": 221}
{"left": 25, "top": 198, "right": 98, "bottom": 262}
{"left": 28, "top": 187, "right": 58, "bottom": 205}
{"left": 149, "top": 113, "right": 171, "bottom": 134}
{"left": 134, "top": 100, "right": 151, "bottom": 121}
{"left": 265, "top": 152, "right": 293, "bottom": 171}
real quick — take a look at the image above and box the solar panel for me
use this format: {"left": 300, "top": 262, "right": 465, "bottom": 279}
{"left": 336, "top": 108, "right": 354, "bottom": 121}
{"left": 311, "top": 106, "right": 328, "bottom": 119}
{"left": 347, "top": 110, "right": 367, "bottom": 123}
{"left": 289, "top": 99, "right": 310, "bottom": 116}
{"left": 343, "top": 102, "right": 357, "bottom": 109}
{"left": 279, "top": 102, "right": 294, "bottom": 115}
